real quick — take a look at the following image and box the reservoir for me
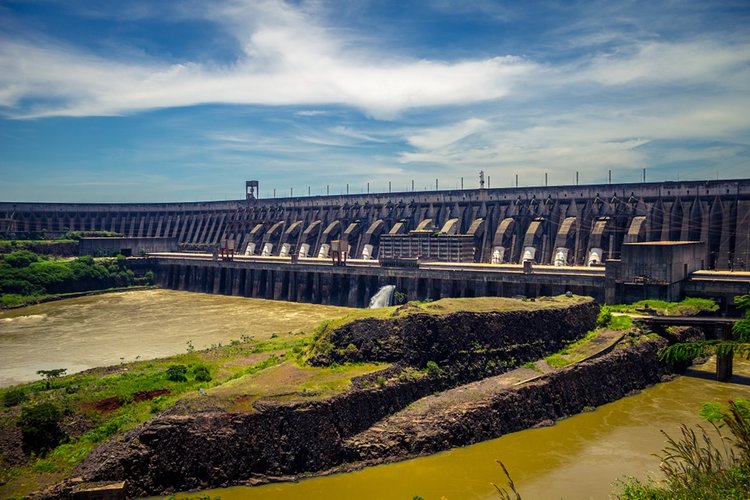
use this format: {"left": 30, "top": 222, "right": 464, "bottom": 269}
{"left": 1, "top": 290, "right": 748, "bottom": 498}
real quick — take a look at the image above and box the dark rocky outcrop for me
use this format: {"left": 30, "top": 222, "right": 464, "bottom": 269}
{"left": 309, "top": 301, "right": 599, "bottom": 376}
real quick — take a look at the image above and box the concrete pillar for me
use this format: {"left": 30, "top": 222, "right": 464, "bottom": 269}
{"left": 407, "top": 277, "right": 419, "bottom": 302}
{"left": 230, "top": 269, "right": 245, "bottom": 295}
{"left": 348, "top": 275, "right": 359, "bottom": 306}
{"left": 475, "top": 280, "right": 488, "bottom": 297}
{"left": 212, "top": 267, "right": 222, "bottom": 294}
{"left": 716, "top": 325, "right": 733, "bottom": 381}
{"left": 440, "top": 279, "right": 453, "bottom": 299}
{"left": 273, "top": 272, "right": 284, "bottom": 300}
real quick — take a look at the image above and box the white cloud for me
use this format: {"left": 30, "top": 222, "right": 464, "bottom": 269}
{"left": 578, "top": 40, "right": 750, "bottom": 87}
{"left": 0, "top": 0, "right": 537, "bottom": 119}
{"left": 406, "top": 118, "right": 489, "bottom": 150}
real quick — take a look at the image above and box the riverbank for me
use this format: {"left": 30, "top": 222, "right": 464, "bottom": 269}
{"left": 0, "top": 285, "right": 158, "bottom": 310}
{"left": 53, "top": 323, "right": 670, "bottom": 499}
{"left": 0, "top": 250, "right": 153, "bottom": 308}
{"left": 183, "top": 355, "right": 750, "bottom": 500}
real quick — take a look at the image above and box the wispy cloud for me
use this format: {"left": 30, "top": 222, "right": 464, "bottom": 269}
{"left": 0, "top": 0, "right": 536, "bottom": 119}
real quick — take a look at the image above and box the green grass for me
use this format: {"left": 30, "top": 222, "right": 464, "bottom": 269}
{"left": 544, "top": 330, "right": 601, "bottom": 368}
{"left": 609, "top": 297, "right": 718, "bottom": 316}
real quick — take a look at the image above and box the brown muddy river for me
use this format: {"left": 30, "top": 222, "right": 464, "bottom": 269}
{"left": 0, "top": 289, "right": 352, "bottom": 387}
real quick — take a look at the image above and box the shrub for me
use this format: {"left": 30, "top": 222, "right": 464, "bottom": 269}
{"left": 0, "top": 278, "right": 45, "bottom": 296}
{"left": 193, "top": 365, "right": 212, "bottom": 382}
{"left": 3, "top": 388, "right": 27, "bottom": 407}
{"left": 17, "top": 403, "right": 66, "bottom": 455}
{"left": 424, "top": 360, "right": 444, "bottom": 378}
{"left": 4, "top": 250, "right": 40, "bottom": 268}
{"left": 165, "top": 364, "right": 188, "bottom": 382}
{"left": 596, "top": 306, "right": 613, "bottom": 328}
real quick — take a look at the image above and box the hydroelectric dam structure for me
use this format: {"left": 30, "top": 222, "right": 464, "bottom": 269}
{"left": 2, "top": 178, "right": 749, "bottom": 306}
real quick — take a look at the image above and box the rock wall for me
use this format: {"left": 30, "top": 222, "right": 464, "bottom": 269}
{"left": 76, "top": 379, "right": 440, "bottom": 497}
{"left": 309, "top": 300, "right": 599, "bottom": 383}
{"left": 345, "top": 335, "right": 672, "bottom": 461}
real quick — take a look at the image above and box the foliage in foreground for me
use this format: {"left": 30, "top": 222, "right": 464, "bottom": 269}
{"left": 618, "top": 400, "right": 750, "bottom": 499}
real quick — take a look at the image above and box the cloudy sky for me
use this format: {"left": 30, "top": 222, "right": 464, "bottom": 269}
{"left": 1, "top": 0, "right": 749, "bottom": 202}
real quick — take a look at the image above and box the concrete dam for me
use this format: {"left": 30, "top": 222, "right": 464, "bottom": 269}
{"left": 2, "top": 178, "right": 749, "bottom": 270}
{"left": 2, "top": 179, "right": 749, "bottom": 306}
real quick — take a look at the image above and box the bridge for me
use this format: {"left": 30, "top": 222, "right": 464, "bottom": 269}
{"left": 633, "top": 315, "right": 738, "bottom": 381}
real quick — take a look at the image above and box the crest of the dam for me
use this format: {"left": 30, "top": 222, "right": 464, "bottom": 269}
{"left": 2, "top": 178, "right": 749, "bottom": 306}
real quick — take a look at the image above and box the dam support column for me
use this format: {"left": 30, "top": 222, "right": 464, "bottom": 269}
{"left": 715, "top": 324, "right": 733, "bottom": 382}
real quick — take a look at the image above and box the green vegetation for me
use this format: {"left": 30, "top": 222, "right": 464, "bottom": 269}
{"left": 3, "top": 388, "right": 27, "bottom": 407}
{"left": 0, "top": 250, "right": 152, "bottom": 308}
{"left": 193, "top": 365, "right": 212, "bottom": 382}
{"left": 165, "top": 365, "right": 188, "bottom": 382}
{"left": 17, "top": 403, "right": 67, "bottom": 456}
{"left": 596, "top": 306, "right": 633, "bottom": 331}
{"left": 609, "top": 297, "right": 719, "bottom": 316}
{"left": 544, "top": 330, "right": 600, "bottom": 368}
{"left": 618, "top": 400, "right": 750, "bottom": 499}
{"left": 424, "top": 360, "right": 444, "bottom": 378}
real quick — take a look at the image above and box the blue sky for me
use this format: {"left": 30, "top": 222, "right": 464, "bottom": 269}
{"left": 1, "top": 0, "right": 749, "bottom": 202}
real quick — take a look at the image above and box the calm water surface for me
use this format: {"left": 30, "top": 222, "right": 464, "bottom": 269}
{"left": 189, "top": 360, "right": 750, "bottom": 500}
{"left": 0, "top": 289, "right": 351, "bottom": 387}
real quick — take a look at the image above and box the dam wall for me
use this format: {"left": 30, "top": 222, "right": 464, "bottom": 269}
{"left": 3, "top": 178, "right": 750, "bottom": 270}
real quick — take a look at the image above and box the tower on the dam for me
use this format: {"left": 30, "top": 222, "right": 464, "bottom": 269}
{"left": 245, "top": 180, "right": 259, "bottom": 202}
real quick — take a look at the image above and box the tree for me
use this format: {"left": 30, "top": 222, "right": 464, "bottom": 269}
{"left": 659, "top": 294, "right": 750, "bottom": 363}
{"left": 37, "top": 368, "right": 67, "bottom": 389}
{"left": 17, "top": 403, "right": 66, "bottom": 455}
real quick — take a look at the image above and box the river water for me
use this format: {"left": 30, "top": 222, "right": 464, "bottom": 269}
{"left": 2, "top": 291, "right": 748, "bottom": 498}
{"left": 0, "top": 289, "right": 351, "bottom": 387}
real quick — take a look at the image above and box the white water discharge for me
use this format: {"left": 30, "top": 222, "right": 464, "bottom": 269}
{"left": 368, "top": 285, "right": 396, "bottom": 308}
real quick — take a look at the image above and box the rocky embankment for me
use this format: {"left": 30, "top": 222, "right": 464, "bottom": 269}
{"left": 39, "top": 299, "right": 680, "bottom": 498}
{"left": 344, "top": 334, "right": 672, "bottom": 462}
